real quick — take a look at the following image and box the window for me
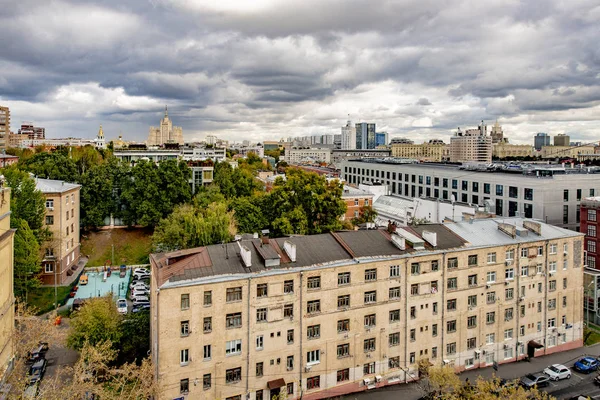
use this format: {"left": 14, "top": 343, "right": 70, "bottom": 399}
{"left": 337, "top": 295, "right": 350, "bottom": 309}
{"left": 307, "top": 300, "right": 320, "bottom": 314}
{"left": 468, "top": 274, "right": 477, "bottom": 287}
{"left": 45, "top": 215, "right": 54, "bottom": 225}
{"left": 256, "top": 391, "right": 263, "bottom": 400}
{"left": 411, "top": 306, "right": 416, "bottom": 319}
{"left": 487, "top": 292, "right": 496, "bottom": 304}
{"left": 337, "top": 319, "right": 350, "bottom": 332}
{"left": 284, "top": 303, "right": 293, "bottom": 318}
{"left": 549, "top": 280, "right": 556, "bottom": 291}
{"left": 226, "top": 339, "right": 242, "bottom": 356}
{"left": 432, "top": 260, "right": 439, "bottom": 271}
{"left": 548, "top": 318, "right": 556, "bottom": 328}
{"left": 389, "top": 332, "right": 400, "bottom": 347}
{"left": 410, "top": 328, "right": 416, "bottom": 341}
{"left": 226, "top": 312, "right": 242, "bottom": 328}
{"left": 486, "top": 271, "right": 496, "bottom": 284}
{"left": 447, "top": 299, "right": 457, "bottom": 311}
{"left": 364, "top": 314, "right": 376, "bottom": 327}
{"left": 256, "top": 335, "right": 264, "bottom": 350}
{"left": 433, "top": 302, "right": 438, "bottom": 314}
{"left": 563, "top": 296, "right": 568, "bottom": 308}
{"left": 521, "top": 266, "right": 528, "bottom": 277}
{"left": 411, "top": 284, "right": 419, "bottom": 295}
{"left": 226, "top": 287, "right": 242, "bottom": 302}
{"left": 307, "top": 325, "right": 320, "bottom": 339}
{"left": 467, "top": 316, "right": 477, "bottom": 328}
{"left": 549, "top": 261, "right": 557, "bottom": 273}
{"left": 337, "top": 344, "right": 350, "bottom": 358}
{"left": 363, "top": 361, "right": 376, "bottom": 374}
{"left": 432, "top": 323, "right": 438, "bottom": 337}
{"left": 389, "top": 356, "right": 400, "bottom": 368}
{"left": 538, "top": 301, "right": 542, "bottom": 312}
{"left": 486, "top": 333, "right": 495, "bottom": 345}
{"left": 564, "top": 205, "right": 569, "bottom": 224}
{"left": 524, "top": 188, "right": 533, "bottom": 201}
{"left": 226, "top": 367, "right": 242, "bottom": 383}
{"left": 338, "top": 272, "right": 350, "bottom": 285}
{"left": 504, "top": 347, "right": 513, "bottom": 359}
{"left": 467, "top": 337, "right": 477, "bottom": 350}
{"left": 467, "top": 295, "right": 477, "bottom": 307}
{"left": 504, "top": 328, "right": 513, "bottom": 340}
{"left": 588, "top": 240, "right": 597, "bottom": 253}
{"left": 468, "top": 255, "right": 478, "bottom": 266}
{"left": 180, "top": 321, "right": 190, "bottom": 337}
{"left": 564, "top": 189, "right": 569, "bottom": 202}
{"left": 203, "top": 317, "right": 212, "bottom": 333}
{"left": 307, "top": 276, "right": 321, "bottom": 289}
{"left": 509, "top": 186, "right": 518, "bottom": 198}
{"left": 520, "top": 248, "right": 528, "bottom": 258}
{"left": 486, "top": 311, "right": 495, "bottom": 324}
{"left": 496, "top": 184, "right": 503, "bottom": 196}
{"left": 446, "top": 342, "right": 456, "bottom": 355}
{"left": 487, "top": 252, "right": 496, "bottom": 264}
{"left": 256, "top": 284, "right": 268, "bottom": 297}
{"left": 389, "top": 310, "right": 400, "bottom": 322}
{"left": 364, "top": 291, "right": 377, "bottom": 304}
{"left": 181, "top": 294, "right": 190, "bottom": 310}
{"left": 365, "top": 269, "right": 377, "bottom": 281}
{"left": 66, "top": 211, "right": 69, "bottom": 221}
{"left": 284, "top": 280, "right": 294, "bottom": 293}
{"left": 447, "top": 320, "right": 457, "bottom": 333}
{"left": 202, "top": 344, "right": 211, "bottom": 360}
{"left": 287, "top": 355, "right": 294, "bottom": 370}
{"left": 45, "top": 200, "right": 54, "bottom": 209}
{"left": 447, "top": 277, "right": 457, "bottom": 290}
{"left": 548, "top": 299, "right": 556, "bottom": 310}
{"left": 180, "top": 349, "right": 189, "bottom": 365}
{"left": 44, "top": 263, "right": 53, "bottom": 273}
{"left": 363, "top": 338, "right": 376, "bottom": 352}
{"left": 287, "top": 329, "right": 294, "bottom": 344}
{"left": 549, "top": 243, "right": 557, "bottom": 254}
{"left": 180, "top": 378, "right": 189, "bottom": 394}
{"left": 203, "top": 291, "right": 212, "bottom": 306}
{"left": 390, "top": 265, "right": 400, "bottom": 277}
{"left": 410, "top": 263, "right": 420, "bottom": 275}
{"left": 389, "top": 286, "right": 401, "bottom": 299}
{"left": 337, "top": 368, "right": 350, "bottom": 382}
{"left": 306, "top": 350, "right": 320, "bottom": 364}
{"left": 256, "top": 308, "right": 267, "bottom": 322}
{"left": 589, "top": 225, "right": 597, "bottom": 237}
{"left": 505, "top": 268, "right": 514, "bottom": 280}
{"left": 447, "top": 257, "right": 458, "bottom": 269}
{"left": 504, "top": 308, "right": 514, "bottom": 321}
{"left": 589, "top": 209, "right": 597, "bottom": 222}
{"left": 203, "top": 374, "right": 211, "bottom": 390}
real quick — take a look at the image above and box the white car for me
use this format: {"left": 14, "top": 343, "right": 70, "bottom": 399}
{"left": 131, "top": 294, "right": 149, "bottom": 303}
{"left": 130, "top": 282, "right": 149, "bottom": 290}
{"left": 134, "top": 268, "right": 150, "bottom": 275}
{"left": 543, "top": 364, "right": 571, "bottom": 381}
{"left": 116, "top": 298, "right": 128, "bottom": 315}
{"left": 131, "top": 289, "right": 149, "bottom": 298}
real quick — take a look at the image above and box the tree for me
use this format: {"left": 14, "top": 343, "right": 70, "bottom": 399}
{"left": 21, "top": 151, "right": 79, "bottom": 182}
{"left": 67, "top": 295, "right": 123, "bottom": 351}
{"left": 229, "top": 197, "right": 267, "bottom": 234}
{"left": 213, "top": 161, "right": 236, "bottom": 198}
{"left": 1, "top": 165, "right": 47, "bottom": 236}
{"left": 117, "top": 311, "right": 150, "bottom": 365}
{"left": 13, "top": 218, "right": 42, "bottom": 300}
{"left": 352, "top": 205, "right": 378, "bottom": 225}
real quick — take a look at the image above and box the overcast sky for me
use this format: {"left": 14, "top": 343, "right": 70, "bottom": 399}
{"left": 1, "top": 0, "right": 599, "bottom": 145}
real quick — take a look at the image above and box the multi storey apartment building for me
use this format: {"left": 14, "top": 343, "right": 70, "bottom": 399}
{"left": 284, "top": 148, "right": 331, "bottom": 165}
{"left": 449, "top": 123, "right": 492, "bottom": 163}
{"left": 0, "top": 106, "right": 10, "bottom": 150}
{"left": 36, "top": 178, "right": 81, "bottom": 285}
{"left": 341, "top": 185, "right": 374, "bottom": 221}
{"left": 390, "top": 141, "right": 449, "bottom": 162}
{"left": 581, "top": 198, "right": 600, "bottom": 270}
{"left": 341, "top": 160, "right": 600, "bottom": 230}
{"left": 492, "top": 143, "right": 533, "bottom": 159}
{"left": 150, "top": 218, "right": 583, "bottom": 400}
{"left": 0, "top": 186, "right": 15, "bottom": 385}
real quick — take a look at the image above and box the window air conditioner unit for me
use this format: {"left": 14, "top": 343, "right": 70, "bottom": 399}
{"left": 304, "top": 366, "right": 311, "bottom": 372}
{"left": 503, "top": 344, "right": 509, "bottom": 349}
{"left": 375, "top": 375, "right": 382, "bottom": 383}
{"left": 287, "top": 367, "right": 293, "bottom": 371}
{"left": 48, "top": 207, "right": 54, "bottom": 211}
{"left": 486, "top": 284, "right": 491, "bottom": 289}
{"left": 505, "top": 260, "right": 512, "bottom": 266}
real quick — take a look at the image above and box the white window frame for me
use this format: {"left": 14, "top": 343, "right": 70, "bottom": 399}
{"left": 225, "top": 339, "right": 242, "bottom": 356}
{"left": 505, "top": 268, "right": 514, "bottom": 280}
{"left": 306, "top": 349, "right": 320, "bottom": 365}
{"left": 486, "top": 271, "right": 496, "bottom": 284}
{"left": 486, "top": 333, "right": 495, "bottom": 345}
{"left": 549, "top": 243, "right": 557, "bottom": 254}
{"left": 487, "top": 252, "right": 496, "bottom": 264}
{"left": 180, "top": 349, "right": 189, "bottom": 366}
{"left": 504, "top": 329, "right": 513, "bottom": 340}
{"left": 256, "top": 335, "right": 264, "bottom": 350}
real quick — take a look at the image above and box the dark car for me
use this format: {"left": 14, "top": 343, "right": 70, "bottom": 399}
{"left": 519, "top": 373, "right": 550, "bottom": 389}
{"left": 27, "top": 359, "right": 47, "bottom": 384}
{"left": 26, "top": 342, "right": 49, "bottom": 364}
{"left": 574, "top": 356, "right": 599, "bottom": 373}
{"left": 132, "top": 304, "right": 151, "bottom": 313}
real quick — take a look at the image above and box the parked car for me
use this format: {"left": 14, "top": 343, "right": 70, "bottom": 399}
{"left": 133, "top": 272, "right": 150, "bottom": 281}
{"left": 132, "top": 304, "right": 151, "bottom": 313}
{"left": 130, "top": 289, "right": 149, "bottom": 299}
{"left": 27, "top": 359, "right": 47, "bottom": 384}
{"left": 574, "top": 356, "right": 599, "bottom": 373}
{"left": 132, "top": 296, "right": 150, "bottom": 305}
{"left": 519, "top": 373, "right": 550, "bottom": 389}
{"left": 26, "top": 342, "right": 49, "bottom": 364}
{"left": 130, "top": 283, "right": 149, "bottom": 292}
{"left": 134, "top": 268, "right": 150, "bottom": 275}
{"left": 543, "top": 364, "right": 571, "bottom": 381}
{"left": 79, "top": 274, "right": 88, "bottom": 285}
{"left": 116, "top": 298, "right": 128, "bottom": 315}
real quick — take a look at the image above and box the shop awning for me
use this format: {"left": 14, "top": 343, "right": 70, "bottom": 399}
{"left": 267, "top": 378, "right": 286, "bottom": 390}
{"left": 528, "top": 340, "right": 544, "bottom": 349}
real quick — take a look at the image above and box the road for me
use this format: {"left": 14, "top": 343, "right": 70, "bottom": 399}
{"left": 342, "top": 343, "right": 600, "bottom": 400}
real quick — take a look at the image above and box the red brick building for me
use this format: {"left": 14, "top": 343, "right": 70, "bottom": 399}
{"left": 581, "top": 197, "right": 600, "bottom": 269}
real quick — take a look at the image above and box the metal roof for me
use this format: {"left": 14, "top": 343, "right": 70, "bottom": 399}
{"left": 34, "top": 178, "right": 80, "bottom": 194}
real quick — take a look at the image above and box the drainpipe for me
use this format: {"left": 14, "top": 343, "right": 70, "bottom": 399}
{"left": 440, "top": 253, "right": 446, "bottom": 367}
{"left": 246, "top": 277, "right": 251, "bottom": 397}
{"left": 299, "top": 271, "right": 304, "bottom": 399}
{"left": 543, "top": 241, "right": 549, "bottom": 355}
{"left": 403, "top": 259, "right": 409, "bottom": 383}
{"left": 515, "top": 243, "right": 521, "bottom": 362}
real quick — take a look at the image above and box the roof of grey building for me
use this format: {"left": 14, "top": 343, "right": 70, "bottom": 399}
{"left": 34, "top": 178, "right": 80, "bottom": 193}
{"left": 342, "top": 185, "right": 373, "bottom": 198}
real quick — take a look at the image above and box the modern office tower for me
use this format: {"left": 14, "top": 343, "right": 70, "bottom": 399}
{"left": 534, "top": 133, "right": 551, "bottom": 151}
{"left": 355, "top": 123, "right": 376, "bottom": 149}
{"left": 341, "top": 120, "right": 355, "bottom": 150}
{"left": 554, "top": 134, "right": 570, "bottom": 147}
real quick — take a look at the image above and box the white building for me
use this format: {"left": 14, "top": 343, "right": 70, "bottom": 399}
{"left": 205, "top": 135, "right": 218, "bottom": 146}
{"left": 94, "top": 125, "right": 106, "bottom": 150}
{"left": 181, "top": 147, "right": 226, "bottom": 162}
{"left": 341, "top": 120, "right": 356, "bottom": 150}
{"left": 449, "top": 122, "right": 492, "bottom": 163}
{"left": 284, "top": 148, "right": 331, "bottom": 164}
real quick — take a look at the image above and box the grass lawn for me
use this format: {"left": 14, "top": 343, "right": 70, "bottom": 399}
{"left": 27, "top": 286, "right": 73, "bottom": 315}
{"left": 585, "top": 324, "right": 600, "bottom": 346}
{"left": 81, "top": 228, "right": 153, "bottom": 267}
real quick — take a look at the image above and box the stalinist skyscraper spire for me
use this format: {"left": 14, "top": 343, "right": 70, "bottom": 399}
{"left": 147, "top": 105, "right": 183, "bottom": 146}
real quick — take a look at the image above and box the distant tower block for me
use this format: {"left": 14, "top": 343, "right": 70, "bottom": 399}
{"left": 147, "top": 106, "right": 184, "bottom": 146}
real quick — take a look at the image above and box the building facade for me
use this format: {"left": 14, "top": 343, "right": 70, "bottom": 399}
{"left": 36, "top": 178, "right": 81, "bottom": 286}
{"left": 148, "top": 106, "right": 184, "bottom": 146}
{"left": 0, "top": 186, "right": 15, "bottom": 385}
{"left": 554, "top": 134, "right": 570, "bottom": 147}
{"left": 581, "top": 198, "right": 600, "bottom": 270}
{"left": 284, "top": 148, "right": 331, "bottom": 165}
{"left": 340, "top": 160, "right": 600, "bottom": 230}
{"left": 0, "top": 106, "right": 10, "bottom": 150}
{"left": 490, "top": 121, "right": 505, "bottom": 144}
{"left": 391, "top": 142, "right": 449, "bottom": 162}
{"left": 534, "top": 133, "right": 551, "bottom": 151}
{"left": 0, "top": 155, "right": 18, "bottom": 168}
{"left": 94, "top": 125, "right": 106, "bottom": 150}
{"left": 330, "top": 149, "right": 392, "bottom": 166}
{"left": 341, "top": 120, "right": 356, "bottom": 150}
{"left": 355, "top": 123, "right": 376, "bottom": 150}
{"left": 449, "top": 123, "right": 492, "bottom": 163}
{"left": 150, "top": 218, "right": 584, "bottom": 400}
{"left": 492, "top": 143, "right": 534, "bottom": 159}
{"left": 341, "top": 186, "right": 374, "bottom": 221}
{"left": 540, "top": 145, "right": 595, "bottom": 159}
{"left": 375, "top": 132, "right": 388, "bottom": 147}
{"left": 17, "top": 123, "right": 45, "bottom": 139}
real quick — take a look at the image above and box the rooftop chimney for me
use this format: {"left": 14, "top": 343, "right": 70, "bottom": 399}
{"left": 283, "top": 240, "right": 297, "bottom": 262}
{"left": 422, "top": 231, "right": 437, "bottom": 247}
{"left": 237, "top": 241, "right": 252, "bottom": 268}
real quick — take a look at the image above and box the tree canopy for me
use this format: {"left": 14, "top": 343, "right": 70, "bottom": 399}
{"left": 67, "top": 295, "right": 123, "bottom": 351}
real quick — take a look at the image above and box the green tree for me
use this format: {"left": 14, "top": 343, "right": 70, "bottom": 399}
{"left": 1, "top": 166, "right": 47, "bottom": 236}
{"left": 67, "top": 295, "right": 123, "bottom": 351}
{"left": 117, "top": 311, "right": 150, "bottom": 364}
{"left": 13, "top": 218, "right": 42, "bottom": 300}
{"left": 213, "top": 161, "right": 236, "bottom": 198}
{"left": 352, "top": 205, "right": 378, "bottom": 225}
{"left": 230, "top": 197, "right": 267, "bottom": 234}
{"left": 157, "top": 159, "right": 192, "bottom": 211}
{"left": 79, "top": 163, "right": 115, "bottom": 229}
{"left": 22, "top": 151, "right": 79, "bottom": 182}
{"left": 193, "top": 184, "right": 226, "bottom": 209}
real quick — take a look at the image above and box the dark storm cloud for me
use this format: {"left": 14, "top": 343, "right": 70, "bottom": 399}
{"left": 0, "top": 0, "right": 599, "bottom": 143}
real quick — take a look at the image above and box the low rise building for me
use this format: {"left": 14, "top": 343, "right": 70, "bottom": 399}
{"left": 492, "top": 143, "right": 534, "bottom": 159}
{"left": 391, "top": 141, "right": 448, "bottom": 162}
{"left": 0, "top": 186, "right": 15, "bottom": 385}
{"left": 540, "top": 145, "right": 595, "bottom": 159}
{"left": 150, "top": 218, "right": 584, "bottom": 400}
{"left": 36, "top": 178, "right": 82, "bottom": 285}
{"left": 331, "top": 149, "right": 391, "bottom": 166}
{"left": 341, "top": 185, "right": 374, "bottom": 221}
{"left": 0, "top": 154, "right": 18, "bottom": 168}
{"left": 284, "top": 148, "right": 331, "bottom": 165}
{"left": 181, "top": 146, "right": 226, "bottom": 162}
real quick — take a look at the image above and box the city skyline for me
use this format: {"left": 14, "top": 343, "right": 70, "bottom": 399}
{"left": 1, "top": 0, "right": 599, "bottom": 145}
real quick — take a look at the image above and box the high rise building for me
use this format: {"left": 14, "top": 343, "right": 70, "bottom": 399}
{"left": 321, "top": 135, "right": 334, "bottom": 145}
{"left": 375, "top": 132, "right": 388, "bottom": 147}
{"left": 340, "top": 120, "right": 355, "bottom": 150}
{"left": 333, "top": 134, "right": 342, "bottom": 149}
{"left": 534, "top": 133, "right": 551, "bottom": 151}
{"left": 554, "top": 134, "right": 570, "bottom": 147}
{"left": 490, "top": 120, "right": 505, "bottom": 143}
{"left": 355, "top": 122, "right": 376, "bottom": 149}
{"left": 18, "top": 122, "right": 45, "bottom": 139}
{"left": 0, "top": 106, "right": 10, "bottom": 150}
{"left": 449, "top": 121, "right": 492, "bottom": 163}
{"left": 148, "top": 106, "right": 184, "bottom": 146}
{"left": 0, "top": 185, "right": 15, "bottom": 385}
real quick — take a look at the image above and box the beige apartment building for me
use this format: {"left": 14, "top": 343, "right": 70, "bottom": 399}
{"left": 150, "top": 218, "right": 584, "bottom": 400}
{"left": 0, "top": 186, "right": 15, "bottom": 385}
{"left": 0, "top": 106, "right": 10, "bottom": 150}
{"left": 390, "top": 142, "right": 449, "bottom": 162}
{"left": 492, "top": 143, "right": 534, "bottom": 159}
{"left": 449, "top": 124, "right": 493, "bottom": 163}
{"left": 540, "top": 145, "right": 595, "bottom": 159}
{"left": 36, "top": 178, "right": 81, "bottom": 286}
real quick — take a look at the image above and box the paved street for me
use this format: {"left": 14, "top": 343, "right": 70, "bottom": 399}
{"left": 342, "top": 343, "right": 600, "bottom": 400}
